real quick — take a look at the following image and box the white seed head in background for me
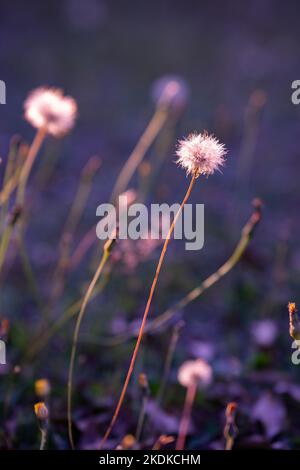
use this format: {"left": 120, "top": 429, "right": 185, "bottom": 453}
{"left": 24, "top": 87, "right": 78, "bottom": 137}
{"left": 178, "top": 358, "right": 213, "bottom": 389}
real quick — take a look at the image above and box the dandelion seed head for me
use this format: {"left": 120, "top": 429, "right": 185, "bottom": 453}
{"left": 178, "top": 358, "right": 213, "bottom": 389}
{"left": 24, "top": 87, "right": 77, "bottom": 137}
{"left": 152, "top": 75, "right": 189, "bottom": 112}
{"left": 176, "top": 132, "right": 227, "bottom": 176}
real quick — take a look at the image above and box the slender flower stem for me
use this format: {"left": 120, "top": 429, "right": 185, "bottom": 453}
{"left": 17, "top": 127, "right": 47, "bottom": 204}
{"left": 110, "top": 106, "right": 168, "bottom": 202}
{"left": 99, "top": 173, "right": 197, "bottom": 449}
{"left": 176, "top": 383, "right": 197, "bottom": 450}
{"left": 0, "top": 136, "right": 19, "bottom": 210}
{"left": 67, "top": 238, "right": 115, "bottom": 449}
{"left": 39, "top": 428, "right": 47, "bottom": 450}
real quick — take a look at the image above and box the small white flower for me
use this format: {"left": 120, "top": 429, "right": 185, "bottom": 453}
{"left": 178, "top": 358, "right": 213, "bottom": 389}
{"left": 24, "top": 87, "right": 78, "bottom": 137}
{"left": 176, "top": 132, "right": 226, "bottom": 176}
{"left": 152, "top": 75, "right": 189, "bottom": 112}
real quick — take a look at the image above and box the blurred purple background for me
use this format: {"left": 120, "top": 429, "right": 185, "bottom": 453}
{"left": 0, "top": 0, "right": 300, "bottom": 449}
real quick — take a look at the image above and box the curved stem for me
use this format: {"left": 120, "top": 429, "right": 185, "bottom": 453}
{"left": 99, "top": 173, "right": 197, "bottom": 449}
{"left": 91, "top": 199, "right": 262, "bottom": 347}
{"left": 67, "top": 240, "right": 113, "bottom": 449}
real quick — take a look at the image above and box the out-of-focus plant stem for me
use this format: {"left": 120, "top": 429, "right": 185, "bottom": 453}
{"left": 176, "top": 382, "right": 197, "bottom": 450}
{"left": 89, "top": 199, "right": 262, "bottom": 347}
{"left": 157, "top": 320, "right": 185, "bottom": 406}
{"left": 135, "top": 374, "right": 150, "bottom": 443}
{"left": 39, "top": 429, "right": 47, "bottom": 451}
{"left": 110, "top": 105, "right": 168, "bottom": 203}
{"left": 0, "top": 129, "right": 46, "bottom": 274}
{"left": 16, "top": 127, "right": 47, "bottom": 205}
{"left": 0, "top": 136, "right": 20, "bottom": 211}
{"left": 50, "top": 156, "right": 101, "bottom": 304}
{"left": 25, "top": 263, "right": 112, "bottom": 361}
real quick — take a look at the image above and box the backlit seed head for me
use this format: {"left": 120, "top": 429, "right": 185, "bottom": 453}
{"left": 24, "top": 87, "right": 77, "bottom": 137}
{"left": 176, "top": 132, "right": 226, "bottom": 177}
{"left": 152, "top": 75, "right": 189, "bottom": 113}
{"left": 178, "top": 358, "right": 213, "bottom": 389}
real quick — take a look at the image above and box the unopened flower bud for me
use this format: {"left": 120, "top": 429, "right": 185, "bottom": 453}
{"left": 34, "top": 402, "right": 49, "bottom": 421}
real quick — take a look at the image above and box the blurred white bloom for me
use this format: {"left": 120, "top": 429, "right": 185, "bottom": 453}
{"left": 178, "top": 358, "right": 212, "bottom": 389}
{"left": 176, "top": 132, "right": 226, "bottom": 176}
{"left": 251, "top": 319, "right": 278, "bottom": 348}
{"left": 152, "top": 75, "right": 189, "bottom": 112}
{"left": 24, "top": 87, "right": 77, "bottom": 137}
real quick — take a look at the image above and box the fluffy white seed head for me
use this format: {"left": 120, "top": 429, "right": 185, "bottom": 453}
{"left": 176, "top": 132, "right": 226, "bottom": 176}
{"left": 178, "top": 358, "right": 213, "bottom": 389}
{"left": 24, "top": 87, "right": 78, "bottom": 137}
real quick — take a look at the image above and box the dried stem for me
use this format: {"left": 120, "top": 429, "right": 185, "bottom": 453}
{"left": 224, "top": 402, "right": 238, "bottom": 450}
{"left": 99, "top": 172, "right": 197, "bottom": 449}
{"left": 39, "top": 428, "right": 47, "bottom": 451}
{"left": 176, "top": 383, "right": 197, "bottom": 450}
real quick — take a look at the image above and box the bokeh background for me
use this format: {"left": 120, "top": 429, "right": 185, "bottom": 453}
{"left": 1, "top": 0, "right": 300, "bottom": 450}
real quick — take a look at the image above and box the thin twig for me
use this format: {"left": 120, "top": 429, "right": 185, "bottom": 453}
{"left": 176, "top": 383, "right": 197, "bottom": 450}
